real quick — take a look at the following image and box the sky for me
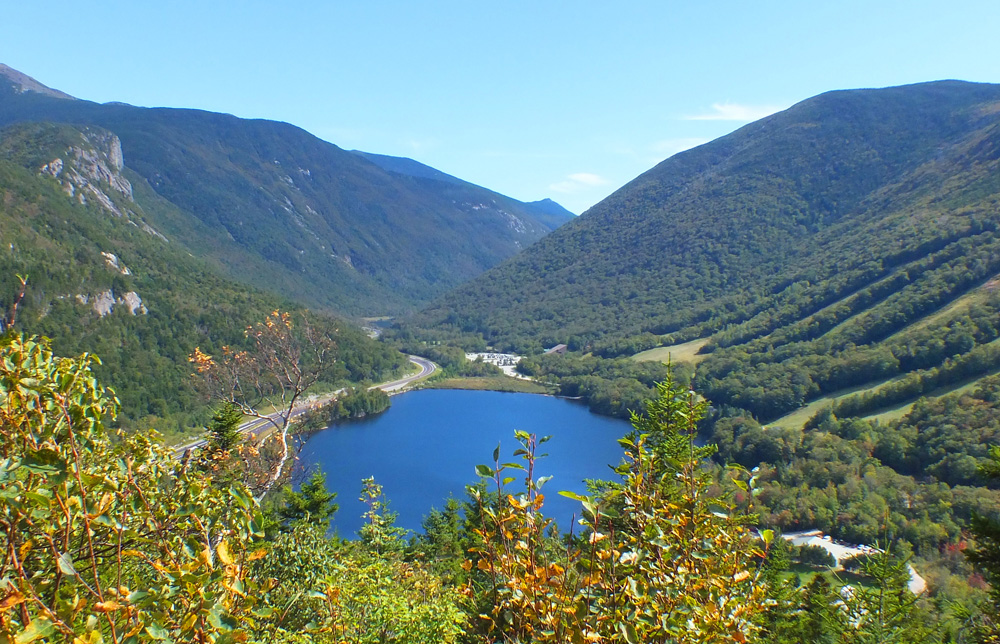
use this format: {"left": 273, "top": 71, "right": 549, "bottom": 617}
{"left": 2, "top": 1, "right": 999, "bottom": 214}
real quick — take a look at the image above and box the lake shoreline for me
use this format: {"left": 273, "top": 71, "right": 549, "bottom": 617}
{"left": 294, "top": 389, "right": 633, "bottom": 536}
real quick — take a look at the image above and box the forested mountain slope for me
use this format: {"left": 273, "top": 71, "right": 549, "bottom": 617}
{"left": 0, "top": 122, "right": 408, "bottom": 438}
{"left": 0, "top": 66, "right": 569, "bottom": 315}
{"left": 405, "top": 81, "right": 1000, "bottom": 428}
{"left": 413, "top": 80, "right": 1000, "bottom": 348}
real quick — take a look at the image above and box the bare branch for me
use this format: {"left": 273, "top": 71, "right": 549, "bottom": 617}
{"left": 0, "top": 274, "right": 28, "bottom": 334}
{"left": 189, "top": 310, "right": 336, "bottom": 500}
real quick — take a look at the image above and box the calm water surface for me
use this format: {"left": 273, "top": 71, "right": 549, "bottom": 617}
{"left": 295, "top": 389, "right": 632, "bottom": 537}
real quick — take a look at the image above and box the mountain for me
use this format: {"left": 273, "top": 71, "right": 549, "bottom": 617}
{"left": 0, "top": 65, "right": 569, "bottom": 316}
{"left": 0, "top": 121, "right": 409, "bottom": 438}
{"left": 414, "top": 80, "right": 1000, "bottom": 344}
{"left": 0, "top": 63, "right": 75, "bottom": 100}
{"left": 353, "top": 150, "right": 576, "bottom": 228}
{"left": 521, "top": 198, "right": 577, "bottom": 230}
{"left": 409, "top": 80, "right": 1000, "bottom": 423}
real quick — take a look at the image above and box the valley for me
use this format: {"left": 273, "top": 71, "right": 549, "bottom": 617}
{"left": 1, "top": 60, "right": 999, "bottom": 643}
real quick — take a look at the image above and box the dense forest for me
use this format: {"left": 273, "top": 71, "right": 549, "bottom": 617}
{"left": 410, "top": 81, "right": 1000, "bottom": 346}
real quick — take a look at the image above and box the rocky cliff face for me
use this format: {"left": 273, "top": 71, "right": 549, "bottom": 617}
{"left": 40, "top": 128, "right": 134, "bottom": 213}
{"left": 33, "top": 126, "right": 168, "bottom": 241}
{"left": 76, "top": 289, "right": 146, "bottom": 317}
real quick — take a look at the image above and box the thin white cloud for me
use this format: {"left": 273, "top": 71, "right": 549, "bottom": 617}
{"left": 567, "top": 172, "right": 608, "bottom": 186}
{"left": 685, "top": 102, "right": 785, "bottom": 122}
{"left": 549, "top": 172, "right": 609, "bottom": 194}
{"left": 403, "top": 136, "right": 440, "bottom": 153}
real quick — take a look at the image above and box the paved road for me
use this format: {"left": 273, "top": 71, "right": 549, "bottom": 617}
{"left": 380, "top": 354, "right": 436, "bottom": 392}
{"left": 174, "top": 355, "right": 437, "bottom": 455}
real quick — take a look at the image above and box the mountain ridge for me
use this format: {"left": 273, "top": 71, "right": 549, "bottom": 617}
{"left": 410, "top": 80, "right": 1000, "bottom": 348}
{"left": 0, "top": 120, "right": 411, "bottom": 437}
{"left": 0, "top": 65, "right": 570, "bottom": 316}
{"left": 0, "top": 64, "right": 75, "bottom": 100}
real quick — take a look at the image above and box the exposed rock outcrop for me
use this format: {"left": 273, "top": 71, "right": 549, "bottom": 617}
{"left": 92, "top": 290, "right": 115, "bottom": 317}
{"left": 36, "top": 127, "right": 169, "bottom": 241}
{"left": 76, "top": 289, "right": 147, "bottom": 317}
{"left": 120, "top": 291, "right": 146, "bottom": 315}
{"left": 101, "top": 251, "right": 132, "bottom": 275}
{"left": 40, "top": 129, "right": 134, "bottom": 216}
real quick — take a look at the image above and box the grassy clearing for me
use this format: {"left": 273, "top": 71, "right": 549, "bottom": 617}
{"left": 778, "top": 563, "right": 879, "bottom": 591}
{"left": 768, "top": 376, "right": 904, "bottom": 430}
{"left": 884, "top": 273, "right": 1000, "bottom": 340}
{"left": 426, "top": 376, "right": 553, "bottom": 394}
{"left": 771, "top": 365, "right": 1000, "bottom": 430}
{"left": 632, "top": 338, "right": 709, "bottom": 365}
{"left": 862, "top": 367, "right": 1000, "bottom": 424}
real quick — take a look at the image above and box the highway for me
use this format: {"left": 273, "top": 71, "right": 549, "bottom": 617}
{"left": 174, "top": 355, "right": 437, "bottom": 455}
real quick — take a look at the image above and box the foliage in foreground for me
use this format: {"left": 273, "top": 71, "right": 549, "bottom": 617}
{"left": 0, "top": 334, "right": 265, "bottom": 641}
{"left": 3, "top": 333, "right": 999, "bottom": 643}
{"left": 0, "top": 334, "right": 466, "bottom": 643}
{"left": 466, "top": 376, "right": 769, "bottom": 643}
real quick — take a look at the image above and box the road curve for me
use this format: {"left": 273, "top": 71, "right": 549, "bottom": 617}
{"left": 377, "top": 355, "right": 436, "bottom": 392}
{"left": 174, "top": 355, "right": 437, "bottom": 455}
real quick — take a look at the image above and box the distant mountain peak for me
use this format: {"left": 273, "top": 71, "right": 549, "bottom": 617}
{"left": 525, "top": 198, "right": 576, "bottom": 218}
{"left": 0, "top": 64, "right": 75, "bottom": 100}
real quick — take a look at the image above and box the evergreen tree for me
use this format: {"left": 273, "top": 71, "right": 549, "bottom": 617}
{"left": 207, "top": 401, "right": 244, "bottom": 452}
{"left": 839, "top": 546, "right": 926, "bottom": 644}
{"left": 359, "top": 477, "right": 408, "bottom": 554}
{"left": 277, "top": 468, "right": 339, "bottom": 528}
{"left": 801, "top": 575, "right": 843, "bottom": 644}
{"left": 415, "top": 497, "right": 470, "bottom": 583}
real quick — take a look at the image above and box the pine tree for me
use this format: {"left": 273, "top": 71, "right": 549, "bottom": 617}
{"left": 801, "top": 575, "right": 843, "bottom": 644}
{"left": 207, "top": 402, "right": 244, "bottom": 452}
{"left": 277, "top": 468, "right": 339, "bottom": 528}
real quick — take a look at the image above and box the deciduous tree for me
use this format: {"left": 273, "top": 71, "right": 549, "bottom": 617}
{"left": 190, "top": 310, "right": 336, "bottom": 499}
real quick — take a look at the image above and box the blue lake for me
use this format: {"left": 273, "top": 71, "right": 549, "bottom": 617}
{"left": 295, "top": 389, "right": 633, "bottom": 537}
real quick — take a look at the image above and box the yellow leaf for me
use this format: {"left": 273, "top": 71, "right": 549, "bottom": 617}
{"left": 199, "top": 547, "right": 212, "bottom": 567}
{"left": 181, "top": 612, "right": 198, "bottom": 632}
{"left": 94, "top": 600, "right": 120, "bottom": 613}
{"left": 217, "top": 541, "right": 233, "bottom": 566}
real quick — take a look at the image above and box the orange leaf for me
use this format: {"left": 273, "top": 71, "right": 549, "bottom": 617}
{"left": 0, "top": 589, "right": 26, "bottom": 612}
{"left": 247, "top": 547, "right": 269, "bottom": 562}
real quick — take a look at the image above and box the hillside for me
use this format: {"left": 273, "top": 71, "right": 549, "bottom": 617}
{"left": 0, "top": 122, "right": 408, "bottom": 438}
{"left": 407, "top": 81, "right": 1000, "bottom": 422}
{"left": 0, "top": 65, "right": 570, "bottom": 316}
{"left": 414, "top": 81, "right": 1000, "bottom": 343}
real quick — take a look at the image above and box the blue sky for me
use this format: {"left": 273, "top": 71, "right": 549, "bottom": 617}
{"left": 3, "top": 1, "right": 999, "bottom": 214}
